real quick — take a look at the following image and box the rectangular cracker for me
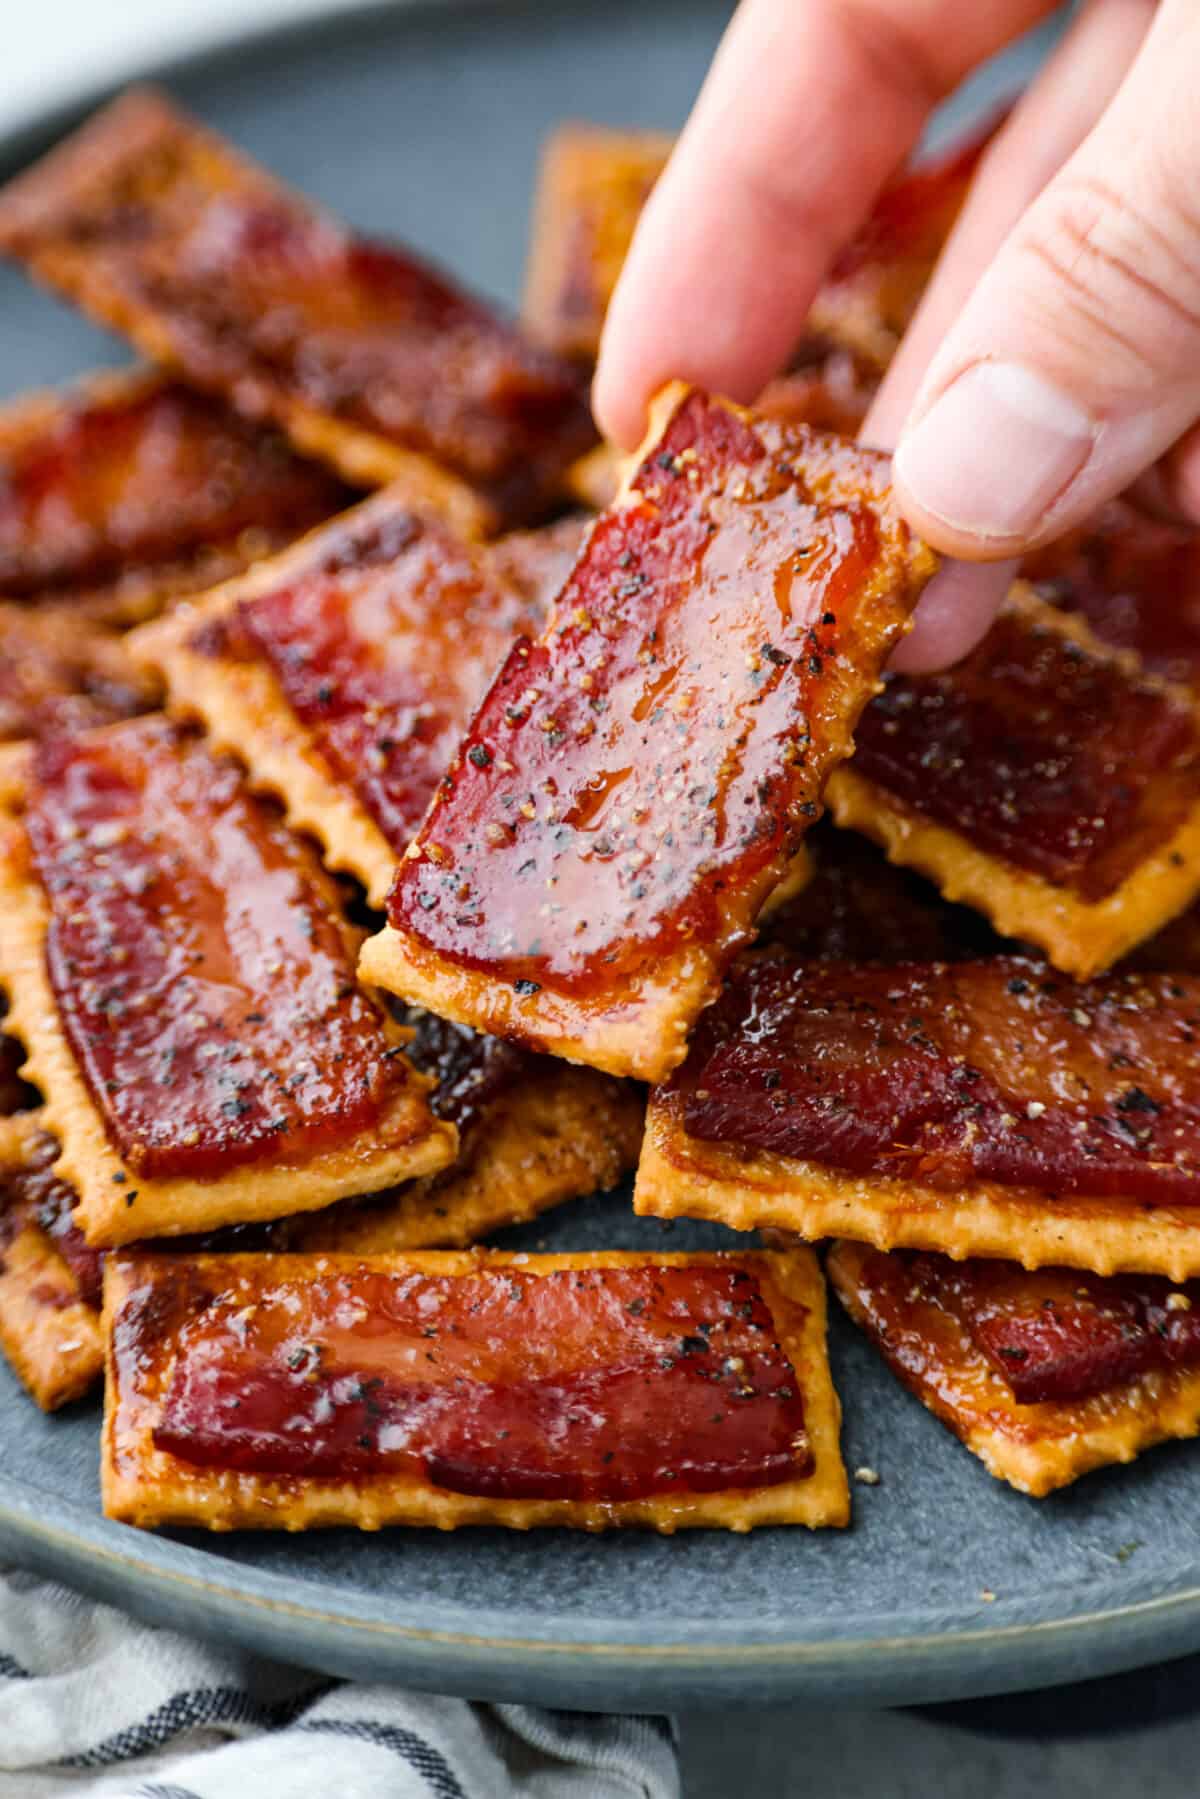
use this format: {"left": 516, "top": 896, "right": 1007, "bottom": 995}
{"left": 827, "top": 1239, "right": 1200, "bottom": 1496}
{"left": 295, "top": 1059, "right": 644, "bottom": 1254}
{"left": 0, "top": 727, "right": 455, "bottom": 1246}
{"left": 0, "top": 366, "right": 350, "bottom": 625}
{"left": 0, "top": 90, "right": 594, "bottom": 536}
{"left": 102, "top": 1245, "right": 846, "bottom": 1532}
{"left": 828, "top": 587, "right": 1200, "bottom": 977}
{"left": 131, "top": 489, "right": 548, "bottom": 907}
{"left": 0, "top": 1112, "right": 103, "bottom": 1410}
{"left": 636, "top": 953, "right": 1200, "bottom": 1280}
{"left": 360, "top": 383, "right": 935, "bottom": 1082}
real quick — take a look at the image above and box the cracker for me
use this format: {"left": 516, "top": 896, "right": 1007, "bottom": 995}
{"left": 0, "top": 91, "right": 594, "bottom": 535}
{"left": 829, "top": 589, "right": 1200, "bottom": 976}
{"left": 0, "top": 366, "right": 349, "bottom": 625}
{"left": 0, "top": 1113, "right": 102, "bottom": 1410}
{"left": 361, "top": 383, "right": 935, "bottom": 1081}
{"left": 131, "top": 489, "right": 545, "bottom": 906}
{"left": 103, "top": 1246, "right": 847, "bottom": 1532}
{"left": 0, "top": 726, "right": 455, "bottom": 1245}
{"left": 828, "top": 1240, "right": 1200, "bottom": 1496}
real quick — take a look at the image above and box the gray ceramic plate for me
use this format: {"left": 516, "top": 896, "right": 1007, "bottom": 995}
{"left": 5, "top": 0, "right": 1196, "bottom": 1714}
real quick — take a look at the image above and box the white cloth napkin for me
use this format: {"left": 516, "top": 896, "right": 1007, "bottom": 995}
{"left": 0, "top": 1570, "right": 679, "bottom": 1799}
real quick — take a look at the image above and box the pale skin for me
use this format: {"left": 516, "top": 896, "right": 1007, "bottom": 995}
{"left": 594, "top": 0, "right": 1200, "bottom": 672}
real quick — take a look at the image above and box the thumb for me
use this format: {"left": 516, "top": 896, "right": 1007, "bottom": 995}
{"left": 892, "top": 0, "right": 1200, "bottom": 559}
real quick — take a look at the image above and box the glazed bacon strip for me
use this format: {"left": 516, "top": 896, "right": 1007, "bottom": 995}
{"left": 0, "top": 1116, "right": 103, "bottom": 1410}
{"left": 523, "top": 116, "right": 997, "bottom": 371}
{"left": 102, "top": 1247, "right": 847, "bottom": 1531}
{"left": 0, "top": 91, "right": 595, "bottom": 535}
{"left": 636, "top": 953, "right": 1200, "bottom": 1278}
{"left": 0, "top": 370, "right": 349, "bottom": 624}
{"left": 1024, "top": 499, "right": 1200, "bottom": 688}
{"left": 828, "top": 588, "right": 1200, "bottom": 975}
{"left": 827, "top": 1241, "right": 1200, "bottom": 1495}
{"left": 361, "top": 385, "right": 935, "bottom": 1082}
{"left": 672, "top": 956, "right": 1200, "bottom": 1201}
{"left": 135, "top": 493, "right": 553, "bottom": 905}
{"left": 0, "top": 716, "right": 453, "bottom": 1243}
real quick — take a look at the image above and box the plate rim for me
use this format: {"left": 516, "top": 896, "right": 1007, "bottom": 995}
{"left": 4, "top": 0, "right": 1200, "bottom": 1710}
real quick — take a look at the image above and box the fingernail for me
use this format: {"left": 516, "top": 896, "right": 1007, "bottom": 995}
{"left": 894, "top": 362, "right": 1095, "bottom": 543}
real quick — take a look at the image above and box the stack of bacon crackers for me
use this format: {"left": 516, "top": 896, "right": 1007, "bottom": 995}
{"left": 0, "top": 92, "right": 1198, "bottom": 1541}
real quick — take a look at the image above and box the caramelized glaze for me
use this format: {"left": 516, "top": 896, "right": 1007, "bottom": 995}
{"left": 673, "top": 955, "right": 1200, "bottom": 1203}
{"left": 25, "top": 717, "right": 408, "bottom": 1178}
{"left": 0, "top": 377, "right": 347, "bottom": 598}
{"left": 853, "top": 604, "right": 1200, "bottom": 900}
{"left": 130, "top": 1258, "right": 811, "bottom": 1497}
{"left": 388, "top": 390, "right": 930, "bottom": 998}
{"left": 200, "top": 509, "right": 540, "bottom": 853}
{"left": 911, "top": 1255, "right": 1200, "bottom": 1404}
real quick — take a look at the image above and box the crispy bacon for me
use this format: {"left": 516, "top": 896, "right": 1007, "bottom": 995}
{"left": 24, "top": 717, "right": 413, "bottom": 1180}
{"left": 0, "top": 372, "right": 349, "bottom": 616}
{"left": 670, "top": 954, "right": 1200, "bottom": 1206}
{"left": 365, "top": 386, "right": 934, "bottom": 1080}
{"left": 917, "top": 1257, "right": 1200, "bottom": 1404}
{"left": 0, "top": 605, "right": 159, "bottom": 744}
{"left": 103, "top": 1247, "right": 847, "bottom": 1529}
{"left": 1025, "top": 500, "right": 1200, "bottom": 687}
{"left": 0, "top": 92, "right": 595, "bottom": 531}
{"left": 195, "top": 507, "right": 541, "bottom": 856}
{"left": 849, "top": 597, "right": 1200, "bottom": 902}
{"left": 150, "top": 1261, "right": 807, "bottom": 1492}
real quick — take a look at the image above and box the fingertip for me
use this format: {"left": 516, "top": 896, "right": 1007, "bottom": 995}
{"left": 888, "top": 557, "right": 1015, "bottom": 673}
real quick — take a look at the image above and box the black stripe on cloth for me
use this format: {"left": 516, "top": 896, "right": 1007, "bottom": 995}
{"left": 134, "top": 1784, "right": 205, "bottom": 1799}
{"left": 0, "top": 1651, "right": 30, "bottom": 1681}
{"left": 549, "top": 1709, "right": 679, "bottom": 1747}
{"left": 56, "top": 1682, "right": 329, "bottom": 1768}
{"left": 298, "top": 1718, "right": 467, "bottom": 1799}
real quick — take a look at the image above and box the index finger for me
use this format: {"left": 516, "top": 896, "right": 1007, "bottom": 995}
{"left": 593, "top": 0, "right": 1057, "bottom": 449}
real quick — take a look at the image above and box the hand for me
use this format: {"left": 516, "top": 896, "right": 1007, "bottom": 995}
{"left": 593, "top": 0, "right": 1200, "bottom": 671}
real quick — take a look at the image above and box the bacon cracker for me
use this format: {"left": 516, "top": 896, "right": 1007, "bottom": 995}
{"left": 828, "top": 587, "right": 1200, "bottom": 977}
{"left": 523, "top": 117, "right": 995, "bottom": 374}
{"left": 295, "top": 1013, "right": 644, "bottom": 1253}
{"left": 0, "top": 368, "right": 350, "bottom": 626}
{"left": 828, "top": 1241, "right": 1200, "bottom": 1495}
{"left": 0, "top": 1112, "right": 103, "bottom": 1410}
{"left": 360, "top": 384, "right": 935, "bottom": 1082}
{"left": 1025, "top": 499, "right": 1200, "bottom": 688}
{"left": 0, "top": 718, "right": 454, "bottom": 1247}
{"left": 102, "top": 1245, "right": 846, "bottom": 1532}
{"left": 132, "top": 490, "right": 549, "bottom": 906}
{"left": 0, "top": 91, "right": 595, "bottom": 537}
{"left": 0, "top": 603, "right": 160, "bottom": 746}
{"left": 637, "top": 953, "right": 1200, "bottom": 1280}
